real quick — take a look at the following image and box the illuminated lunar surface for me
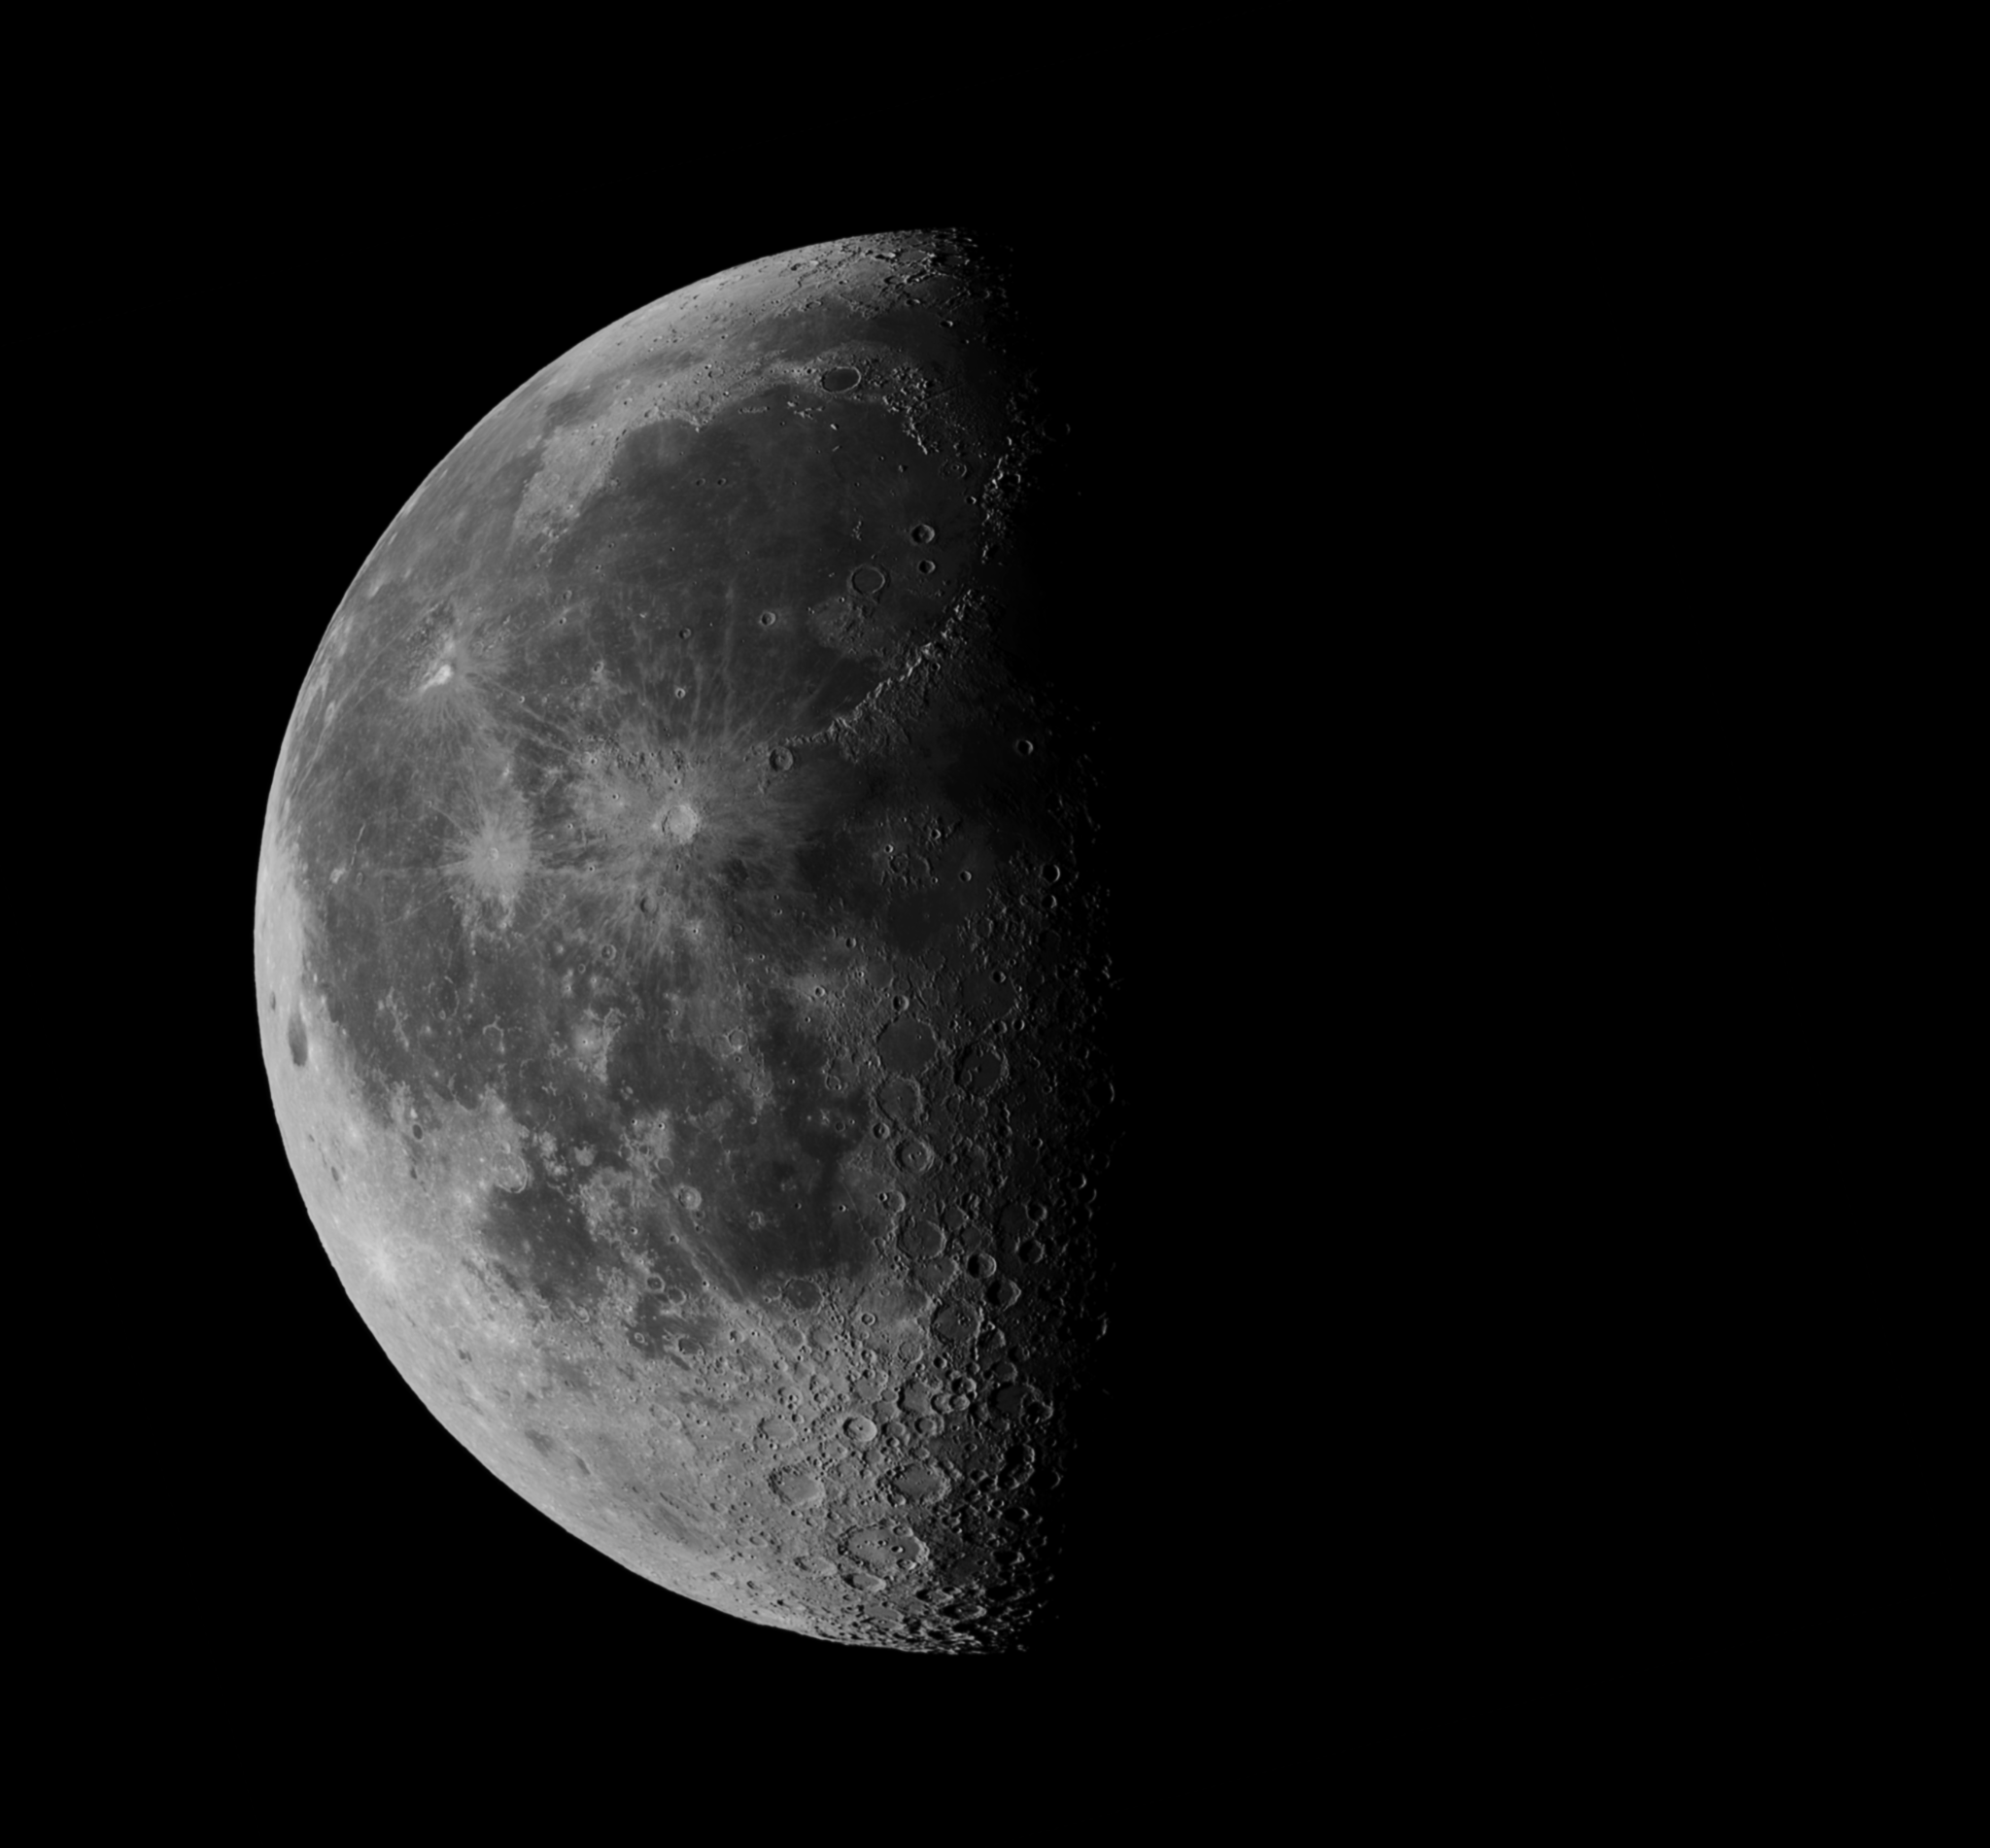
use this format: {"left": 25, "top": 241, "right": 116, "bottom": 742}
{"left": 254, "top": 230, "right": 1112, "bottom": 1652}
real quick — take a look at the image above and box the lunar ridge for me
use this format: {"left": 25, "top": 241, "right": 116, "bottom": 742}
{"left": 254, "top": 230, "right": 1112, "bottom": 1651}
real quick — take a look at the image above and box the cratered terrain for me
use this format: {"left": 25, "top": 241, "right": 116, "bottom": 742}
{"left": 253, "top": 230, "right": 1117, "bottom": 1653}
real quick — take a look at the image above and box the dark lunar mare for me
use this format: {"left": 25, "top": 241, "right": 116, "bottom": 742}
{"left": 256, "top": 230, "right": 1112, "bottom": 1651}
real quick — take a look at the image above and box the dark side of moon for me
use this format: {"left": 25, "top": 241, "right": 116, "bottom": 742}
{"left": 253, "top": 231, "right": 1111, "bottom": 1653}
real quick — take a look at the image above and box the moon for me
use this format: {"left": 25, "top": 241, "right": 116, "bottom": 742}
{"left": 253, "top": 230, "right": 1113, "bottom": 1652}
